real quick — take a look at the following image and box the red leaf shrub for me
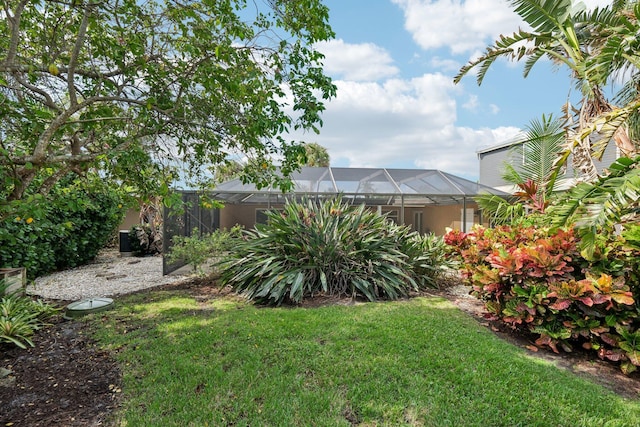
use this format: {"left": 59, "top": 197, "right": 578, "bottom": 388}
{"left": 445, "top": 225, "right": 640, "bottom": 373}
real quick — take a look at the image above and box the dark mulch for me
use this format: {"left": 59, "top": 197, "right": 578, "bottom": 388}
{"left": 0, "top": 314, "right": 121, "bottom": 427}
{"left": 2, "top": 279, "right": 640, "bottom": 427}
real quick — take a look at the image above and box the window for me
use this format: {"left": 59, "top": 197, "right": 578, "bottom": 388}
{"left": 413, "top": 211, "right": 423, "bottom": 233}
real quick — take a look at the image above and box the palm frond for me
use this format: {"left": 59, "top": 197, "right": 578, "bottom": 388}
{"left": 548, "top": 181, "right": 598, "bottom": 229}
{"left": 548, "top": 157, "right": 640, "bottom": 257}
{"left": 523, "top": 48, "right": 547, "bottom": 78}
{"left": 613, "top": 73, "right": 640, "bottom": 107}
{"left": 590, "top": 103, "right": 640, "bottom": 159}
{"left": 509, "top": 0, "right": 572, "bottom": 34}
{"left": 501, "top": 163, "right": 524, "bottom": 186}
{"left": 506, "top": 114, "right": 566, "bottom": 198}
{"left": 454, "top": 30, "right": 533, "bottom": 85}
{"left": 549, "top": 101, "right": 640, "bottom": 186}
{"left": 474, "top": 194, "right": 524, "bottom": 226}
{"left": 454, "top": 48, "right": 508, "bottom": 85}
{"left": 578, "top": 3, "right": 624, "bottom": 27}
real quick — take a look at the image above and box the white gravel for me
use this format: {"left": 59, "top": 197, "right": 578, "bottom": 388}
{"left": 26, "top": 249, "right": 190, "bottom": 301}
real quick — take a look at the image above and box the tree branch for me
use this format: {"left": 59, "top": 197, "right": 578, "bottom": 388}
{"left": 67, "top": 2, "right": 93, "bottom": 107}
{"left": 3, "top": 0, "right": 28, "bottom": 66}
{"left": 10, "top": 74, "right": 61, "bottom": 114}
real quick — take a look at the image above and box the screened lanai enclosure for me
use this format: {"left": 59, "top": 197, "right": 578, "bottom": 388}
{"left": 163, "top": 167, "right": 505, "bottom": 274}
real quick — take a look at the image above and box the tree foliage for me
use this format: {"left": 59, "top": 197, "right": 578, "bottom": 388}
{"left": 455, "top": 0, "right": 640, "bottom": 181}
{"left": 302, "top": 142, "right": 330, "bottom": 167}
{"left": 0, "top": 0, "right": 336, "bottom": 201}
{"left": 0, "top": 174, "right": 126, "bottom": 278}
{"left": 458, "top": 0, "right": 640, "bottom": 250}
{"left": 548, "top": 156, "right": 640, "bottom": 259}
{"left": 476, "top": 114, "right": 564, "bottom": 225}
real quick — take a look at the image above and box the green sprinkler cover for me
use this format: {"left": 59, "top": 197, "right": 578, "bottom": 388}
{"left": 64, "top": 297, "right": 114, "bottom": 319}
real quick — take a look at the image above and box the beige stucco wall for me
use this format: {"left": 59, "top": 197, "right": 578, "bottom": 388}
{"left": 424, "top": 205, "right": 459, "bottom": 235}
{"left": 220, "top": 203, "right": 274, "bottom": 230}
{"left": 217, "top": 201, "right": 480, "bottom": 236}
{"left": 119, "top": 208, "right": 140, "bottom": 231}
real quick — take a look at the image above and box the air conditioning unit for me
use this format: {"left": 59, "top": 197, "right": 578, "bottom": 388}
{"left": 119, "top": 230, "right": 132, "bottom": 256}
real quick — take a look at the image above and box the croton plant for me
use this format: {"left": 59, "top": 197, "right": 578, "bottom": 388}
{"left": 445, "top": 225, "right": 640, "bottom": 374}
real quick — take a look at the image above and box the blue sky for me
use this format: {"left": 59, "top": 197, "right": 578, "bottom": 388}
{"left": 287, "top": 0, "right": 612, "bottom": 181}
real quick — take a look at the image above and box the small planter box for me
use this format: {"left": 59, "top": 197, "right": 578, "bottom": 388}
{"left": 0, "top": 267, "right": 26, "bottom": 295}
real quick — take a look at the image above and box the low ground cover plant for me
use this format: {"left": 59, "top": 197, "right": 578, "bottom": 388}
{"left": 445, "top": 224, "right": 640, "bottom": 373}
{"left": 0, "top": 281, "right": 59, "bottom": 349}
{"left": 220, "top": 198, "right": 453, "bottom": 305}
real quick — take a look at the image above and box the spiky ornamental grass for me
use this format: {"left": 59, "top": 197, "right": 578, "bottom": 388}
{"left": 219, "top": 198, "right": 451, "bottom": 305}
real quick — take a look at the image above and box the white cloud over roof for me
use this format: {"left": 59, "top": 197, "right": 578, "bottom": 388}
{"left": 288, "top": 69, "right": 521, "bottom": 178}
{"left": 291, "top": 0, "right": 615, "bottom": 180}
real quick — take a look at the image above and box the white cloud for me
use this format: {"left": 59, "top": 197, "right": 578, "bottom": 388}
{"left": 429, "top": 56, "right": 461, "bottom": 73}
{"left": 391, "top": 0, "right": 519, "bottom": 55}
{"left": 392, "top": 0, "right": 613, "bottom": 56}
{"left": 281, "top": 2, "right": 562, "bottom": 181}
{"left": 316, "top": 39, "right": 400, "bottom": 81}
{"left": 580, "top": 0, "right": 614, "bottom": 10}
{"left": 288, "top": 74, "right": 520, "bottom": 180}
{"left": 462, "top": 95, "right": 479, "bottom": 111}
{"left": 413, "top": 126, "right": 520, "bottom": 176}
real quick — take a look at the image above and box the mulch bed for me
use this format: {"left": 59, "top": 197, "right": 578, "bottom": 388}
{"left": 0, "top": 315, "right": 121, "bottom": 427}
{"left": 2, "top": 279, "right": 640, "bottom": 427}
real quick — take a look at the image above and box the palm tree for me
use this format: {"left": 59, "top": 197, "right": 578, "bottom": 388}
{"left": 476, "top": 114, "right": 565, "bottom": 224}
{"left": 302, "top": 142, "right": 330, "bottom": 167}
{"left": 503, "top": 114, "right": 566, "bottom": 198}
{"left": 455, "top": 0, "right": 639, "bottom": 182}
{"left": 458, "top": 0, "right": 640, "bottom": 255}
{"left": 547, "top": 155, "right": 640, "bottom": 258}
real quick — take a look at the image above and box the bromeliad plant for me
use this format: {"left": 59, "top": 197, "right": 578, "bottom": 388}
{"left": 445, "top": 225, "right": 640, "bottom": 373}
{"left": 219, "top": 198, "right": 451, "bottom": 305}
{"left": 401, "top": 231, "right": 456, "bottom": 289}
{"left": 0, "top": 281, "right": 60, "bottom": 349}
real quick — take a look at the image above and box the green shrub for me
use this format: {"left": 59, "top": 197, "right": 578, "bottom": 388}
{"left": 401, "top": 232, "right": 457, "bottom": 289}
{"left": 220, "top": 198, "right": 450, "bottom": 305}
{"left": 622, "top": 223, "right": 640, "bottom": 251}
{"left": 167, "top": 226, "right": 243, "bottom": 275}
{"left": 445, "top": 225, "right": 640, "bottom": 374}
{"left": 0, "top": 280, "right": 60, "bottom": 349}
{"left": 0, "top": 175, "right": 126, "bottom": 278}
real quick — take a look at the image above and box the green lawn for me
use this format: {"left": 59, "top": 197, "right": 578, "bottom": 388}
{"left": 92, "top": 291, "right": 640, "bottom": 426}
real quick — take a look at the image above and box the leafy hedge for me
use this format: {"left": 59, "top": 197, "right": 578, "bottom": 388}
{"left": 0, "top": 177, "right": 126, "bottom": 279}
{"left": 445, "top": 225, "right": 640, "bottom": 374}
{"left": 220, "top": 198, "right": 453, "bottom": 305}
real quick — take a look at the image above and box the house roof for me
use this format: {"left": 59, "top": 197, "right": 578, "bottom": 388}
{"left": 476, "top": 133, "right": 526, "bottom": 155}
{"left": 207, "top": 167, "right": 506, "bottom": 205}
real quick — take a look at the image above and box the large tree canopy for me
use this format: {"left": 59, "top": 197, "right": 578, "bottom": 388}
{"left": 0, "top": 0, "right": 336, "bottom": 201}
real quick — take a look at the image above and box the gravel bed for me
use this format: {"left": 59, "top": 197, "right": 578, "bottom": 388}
{"left": 26, "top": 249, "right": 190, "bottom": 301}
